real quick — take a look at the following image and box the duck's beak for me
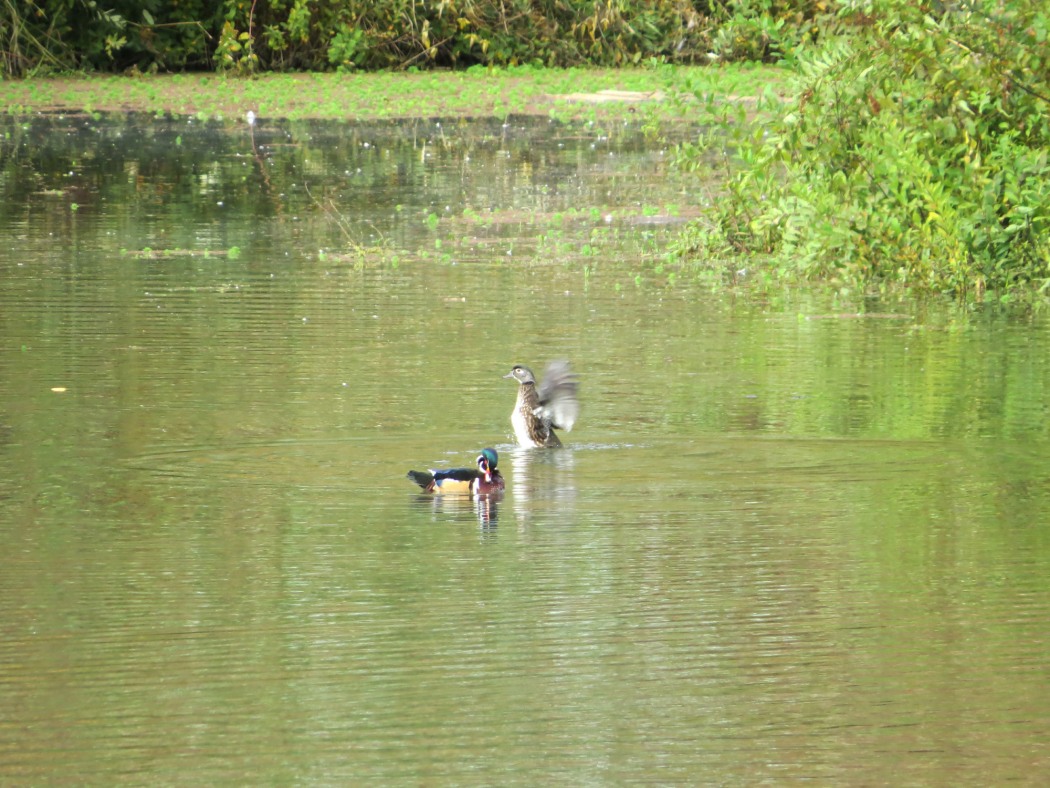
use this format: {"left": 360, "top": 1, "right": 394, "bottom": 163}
{"left": 503, "top": 371, "right": 515, "bottom": 379}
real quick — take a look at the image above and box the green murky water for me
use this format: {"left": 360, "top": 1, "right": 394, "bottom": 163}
{"left": 1, "top": 114, "right": 1049, "bottom": 783}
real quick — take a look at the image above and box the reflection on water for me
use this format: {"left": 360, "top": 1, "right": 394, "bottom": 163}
{"left": 508, "top": 445, "right": 578, "bottom": 527}
{"left": 411, "top": 489, "right": 502, "bottom": 531}
{"left": 1, "top": 114, "right": 1050, "bottom": 784}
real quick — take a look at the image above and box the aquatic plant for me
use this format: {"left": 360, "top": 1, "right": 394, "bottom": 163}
{"left": 1, "top": 63, "right": 781, "bottom": 128}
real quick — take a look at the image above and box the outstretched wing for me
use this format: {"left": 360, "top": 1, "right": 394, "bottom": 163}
{"left": 535, "top": 360, "right": 579, "bottom": 432}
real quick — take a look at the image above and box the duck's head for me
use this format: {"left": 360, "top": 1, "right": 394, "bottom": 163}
{"left": 476, "top": 448, "right": 499, "bottom": 480}
{"left": 503, "top": 365, "right": 536, "bottom": 385}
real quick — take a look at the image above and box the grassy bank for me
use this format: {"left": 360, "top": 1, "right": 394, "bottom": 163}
{"left": 1, "top": 63, "right": 788, "bottom": 122}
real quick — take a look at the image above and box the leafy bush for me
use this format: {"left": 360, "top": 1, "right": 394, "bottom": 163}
{"left": 2, "top": 0, "right": 826, "bottom": 76}
{"left": 220, "top": 0, "right": 720, "bottom": 70}
{"left": 708, "top": 0, "right": 821, "bottom": 62}
{"left": 673, "top": 0, "right": 1050, "bottom": 297}
{"left": 327, "top": 26, "right": 366, "bottom": 72}
{"left": 0, "top": 1, "right": 219, "bottom": 74}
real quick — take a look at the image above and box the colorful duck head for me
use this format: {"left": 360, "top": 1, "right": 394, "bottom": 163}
{"left": 477, "top": 447, "right": 499, "bottom": 481}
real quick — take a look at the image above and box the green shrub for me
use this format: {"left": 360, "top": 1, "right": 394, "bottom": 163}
{"left": 673, "top": 0, "right": 1050, "bottom": 297}
{"left": 327, "top": 26, "right": 366, "bottom": 72}
{"left": 709, "top": 0, "right": 820, "bottom": 62}
{"left": 0, "top": 1, "right": 219, "bottom": 74}
{"left": 2, "top": 0, "right": 827, "bottom": 75}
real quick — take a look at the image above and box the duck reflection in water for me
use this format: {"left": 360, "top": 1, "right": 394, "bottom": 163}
{"left": 411, "top": 489, "right": 501, "bottom": 530}
{"left": 508, "top": 445, "right": 577, "bottom": 527}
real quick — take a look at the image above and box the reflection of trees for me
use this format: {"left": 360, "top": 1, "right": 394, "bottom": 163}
{"left": 1, "top": 114, "right": 674, "bottom": 258}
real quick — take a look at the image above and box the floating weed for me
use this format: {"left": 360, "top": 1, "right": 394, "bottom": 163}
{"left": 0, "top": 65, "right": 786, "bottom": 126}
{"left": 123, "top": 247, "right": 245, "bottom": 260}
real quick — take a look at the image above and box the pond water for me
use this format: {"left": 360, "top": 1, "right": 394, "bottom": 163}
{"left": 1, "top": 113, "right": 1049, "bottom": 783}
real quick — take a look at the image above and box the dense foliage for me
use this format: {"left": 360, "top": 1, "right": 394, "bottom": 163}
{"left": 673, "top": 0, "right": 1050, "bottom": 297}
{"left": 1, "top": 0, "right": 818, "bottom": 75}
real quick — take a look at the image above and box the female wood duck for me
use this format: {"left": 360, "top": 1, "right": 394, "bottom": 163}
{"left": 504, "top": 361, "right": 579, "bottom": 448}
{"left": 407, "top": 448, "right": 505, "bottom": 495}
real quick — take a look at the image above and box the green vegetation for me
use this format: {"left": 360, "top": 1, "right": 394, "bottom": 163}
{"left": 2, "top": 0, "right": 817, "bottom": 76}
{"left": 671, "top": 0, "right": 1050, "bottom": 299}
{"left": 0, "top": 63, "right": 784, "bottom": 124}
{"left": 4, "top": 0, "right": 1050, "bottom": 299}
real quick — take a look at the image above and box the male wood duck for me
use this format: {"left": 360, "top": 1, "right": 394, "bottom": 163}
{"left": 407, "top": 448, "right": 505, "bottom": 495}
{"left": 504, "top": 361, "right": 579, "bottom": 448}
